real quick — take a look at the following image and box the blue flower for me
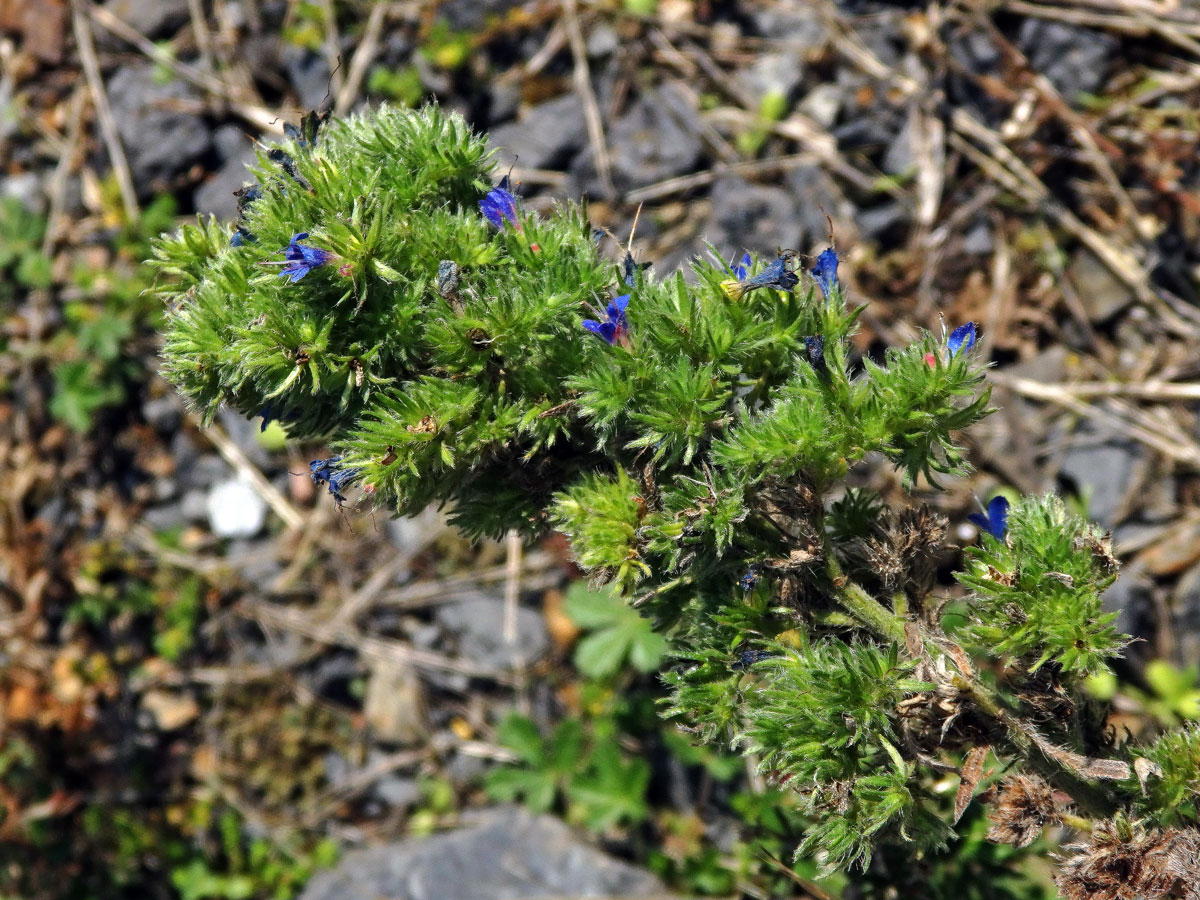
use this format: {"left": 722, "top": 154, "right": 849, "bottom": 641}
{"left": 480, "top": 182, "right": 520, "bottom": 230}
{"left": 804, "top": 335, "right": 826, "bottom": 375}
{"left": 583, "top": 293, "right": 630, "bottom": 345}
{"left": 947, "top": 322, "right": 977, "bottom": 358}
{"left": 265, "top": 232, "right": 335, "bottom": 282}
{"left": 622, "top": 250, "right": 651, "bottom": 287}
{"left": 738, "top": 565, "right": 760, "bottom": 591}
{"left": 812, "top": 247, "right": 839, "bottom": 299}
{"left": 733, "top": 251, "right": 752, "bottom": 281}
{"left": 969, "top": 495, "right": 1009, "bottom": 540}
{"left": 230, "top": 226, "right": 256, "bottom": 247}
{"left": 310, "top": 456, "right": 360, "bottom": 505}
{"left": 720, "top": 252, "right": 799, "bottom": 300}
{"left": 731, "top": 649, "right": 778, "bottom": 670}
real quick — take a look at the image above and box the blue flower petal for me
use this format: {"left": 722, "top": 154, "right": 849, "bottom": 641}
{"left": 969, "top": 494, "right": 1009, "bottom": 540}
{"left": 734, "top": 251, "right": 752, "bottom": 281}
{"left": 813, "top": 247, "right": 839, "bottom": 299}
{"left": 948, "top": 322, "right": 977, "bottom": 358}
{"left": 480, "top": 186, "right": 519, "bottom": 229}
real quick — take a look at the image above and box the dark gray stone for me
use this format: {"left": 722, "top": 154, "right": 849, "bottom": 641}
{"left": 489, "top": 94, "right": 589, "bottom": 172}
{"left": 1068, "top": 249, "right": 1134, "bottom": 323}
{"left": 107, "top": 64, "right": 212, "bottom": 192}
{"left": 281, "top": 45, "right": 332, "bottom": 112}
{"left": 142, "top": 395, "right": 182, "bottom": 432}
{"left": 195, "top": 152, "right": 259, "bottom": 221}
{"left": 1058, "top": 425, "right": 1142, "bottom": 528}
{"left": 373, "top": 775, "right": 422, "bottom": 808}
{"left": 434, "top": 590, "right": 549, "bottom": 672}
{"left": 103, "top": 0, "right": 189, "bottom": 39}
{"left": 298, "top": 807, "right": 674, "bottom": 900}
{"left": 749, "top": 8, "right": 826, "bottom": 50}
{"left": 737, "top": 51, "right": 805, "bottom": 107}
{"left": 856, "top": 202, "right": 908, "bottom": 242}
{"left": 703, "top": 177, "right": 804, "bottom": 262}
{"left": 436, "top": 0, "right": 525, "bottom": 31}
{"left": 1102, "top": 568, "right": 1155, "bottom": 670}
{"left": 141, "top": 502, "right": 189, "bottom": 533}
{"left": 882, "top": 105, "right": 919, "bottom": 176}
{"left": 961, "top": 220, "right": 993, "bottom": 256}
{"left": 1173, "top": 563, "right": 1200, "bottom": 667}
{"left": 214, "top": 125, "right": 252, "bottom": 163}
{"left": 573, "top": 85, "right": 704, "bottom": 196}
{"left": 177, "top": 451, "right": 230, "bottom": 493}
{"left": 1017, "top": 20, "right": 1115, "bottom": 101}
{"left": 217, "top": 408, "right": 270, "bottom": 467}
{"left": 785, "top": 163, "right": 850, "bottom": 241}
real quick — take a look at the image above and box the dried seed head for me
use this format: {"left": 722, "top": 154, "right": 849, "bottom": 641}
{"left": 986, "top": 775, "right": 1060, "bottom": 848}
{"left": 850, "top": 504, "right": 946, "bottom": 598}
{"left": 1056, "top": 821, "right": 1200, "bottom": 900}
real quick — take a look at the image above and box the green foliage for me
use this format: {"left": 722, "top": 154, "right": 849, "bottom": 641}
{"left": 564, "top": 582, "right": 668, "bottom": 677}
{"left": 486, "top": 712, "right": 649, "bottom": 831}
{"left": 42, "top": 194, "right": 174, "bottom": 431}
{"left": 736, "top": 640, "right": 947, "bottom": 872}
{"left": 957, "top": 494, "right": 1124, "bottom": 678}
{"left": 151, "top": 102, "right": 1200, "bottom": 883}
{"left": 0, "top": 196, "right": 51, "bottom": 298}
{"left": 1130, "top": 726, "right": 1200, "bottom": 827}
{"left": 367, "top": 65, "right": 425, "bottom": 106}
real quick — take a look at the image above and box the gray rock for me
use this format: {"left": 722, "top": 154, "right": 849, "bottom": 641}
{"left": 856, "top": 202, "right": 908, "bottom": 242}
{"left": 796, "top": 84, "right": 842, "bottom": 129}
{"left": 218, "top": 408, "right": 270, "bottom": 467}
{"left": 1018, "top": 20, "right": 1115, "bottom": 101}
{"left": 1068, "top": 249, "right": 1134, "bottom": 323}
{"left": 749, "top": 8, "right": 826, "bottom": 50}
{"left": 785, "top": 163, "right": 850, "bottom": 241}
{"left": 1058, "top": 425, "right": 1142, "bottom": 528}
{"left": 213, "top": 124, "right": 251, "bottom": 163}
{"left": 1005, "top": 346, "right": 1067, "bottom": 383}
{"left": 435, "top": 590, "right": 549, "bottom": 672}
{"left": 373, "top": 775, "right": 422, "bottom": 808}
{"left": 142, "top": 395, "right": 182, "bottom": 432}
{"left": 281, "top": 45, "right": 332, "bottom": 112}
{"left": 586, "top": 22, "right": 619, "bottom": 59}
{"left": 299, "top": 807, "right": 674, "bottom": 900}
{"left": 195, "top": 152, "right": 259, "bottom": 221}
{"left": 103, "top": 0, "right": 189, "bottom": 39}
{"left": 436, "top": 0, "right": 525, "bottom": 31}
{"left": 737, "top": 51, "right": 804, "bottom": 107}
{"left": 141, "top": 501, "right": 190, "bottom": 533}
{"left": 489, "top": 94, "right": 589, "bottom": 172}
{"left": 107, "top": 64, "right": 212, "bottom": 192}
{"left": 0, "top": 173, "right": 45, "bottom": 214}
{"left": 1102, "top": 568, "right": 1155, "bottom": 670}
{"left": 207, "top": 479, "right": 267, "bottom": 538}
{"left": 573, "top": 84, "right": 703, "bottom": 196}
{"left": 487, "top": 80, "right": 522, "bottom": 127}
{"left": 961, "top": 220, "right": 993, "bottom": 256}
{"left": 882, "top": 105, "right": 920, "bottom": 176}
{"left": 1173, "top": 563, "right": 1200, "bottom": 667}
{"left": 387, "top": 506, "right": 447, "bottom": 556}
{"left": 703, "top": 176, "right": 804, "bottom": 261}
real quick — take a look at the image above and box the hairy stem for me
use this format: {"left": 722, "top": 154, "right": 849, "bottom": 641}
{"left": 829, "top": 564, "right": 1119, "bottom": 818}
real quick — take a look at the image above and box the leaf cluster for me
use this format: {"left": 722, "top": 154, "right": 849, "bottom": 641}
{"left": 957, "top": 494, "right": 1125, "bottom": 678}
{"left": 734, "top": 639, "right": 949, "bottom": 872}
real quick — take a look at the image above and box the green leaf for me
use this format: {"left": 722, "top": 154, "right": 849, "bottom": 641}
{"left": 563, "top": 582, "right": 625, "bottom": 628}
{"left": 574, "top": 626, "right": 633, "bottom": 679}
{"left": 495, "top": 713, "right": 545, "bottom": 765}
